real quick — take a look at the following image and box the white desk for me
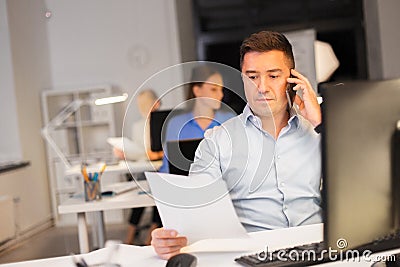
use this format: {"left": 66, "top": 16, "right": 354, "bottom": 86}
{"left": 58, "top": 180, "right": 155, "bottom": 254}
{"left": 60, "top": 159, "right": 161, "bottom": 253}
{"left": 1, "top": 224, "right": 399, "bottom": 267}
{"left": 64, "top": 159, "right": 162, "bottom": 176}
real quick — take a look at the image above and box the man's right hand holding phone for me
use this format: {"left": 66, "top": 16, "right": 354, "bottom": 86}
{"left": 151, "top": 228, "right": 188, "bottom": 260}
{"left": 287, "top": 69, "right": 322, "bottom": 127}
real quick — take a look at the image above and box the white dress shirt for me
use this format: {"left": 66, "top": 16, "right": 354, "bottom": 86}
{"left": 189, "top": 104, "right": 322, "bottom": 232}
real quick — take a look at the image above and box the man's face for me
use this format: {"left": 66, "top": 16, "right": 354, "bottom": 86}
{"left": 241, "top": 50, "right": 291, "bottom": 119}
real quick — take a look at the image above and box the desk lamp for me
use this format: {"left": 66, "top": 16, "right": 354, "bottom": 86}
{"left": 41, "top": 93, "right": 128, "bottom": 168}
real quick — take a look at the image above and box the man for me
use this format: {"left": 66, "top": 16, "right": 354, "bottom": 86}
{"left": 151, "top": 30, "right": 322, "bottom": 260}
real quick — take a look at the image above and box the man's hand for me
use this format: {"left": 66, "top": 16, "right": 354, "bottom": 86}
{"left": 151, "top": 228, "right": 188, "bottom": 260}
{"left": 287, "top": 69, "right": 322, "bottom": 127}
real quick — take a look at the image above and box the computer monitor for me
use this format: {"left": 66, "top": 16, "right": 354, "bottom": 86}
{"left": 149, "top": 110, "right": 172, "bottom": 152}
{"left": 166, "top": 138, "right": 202, "bottom": 176}
{"left": 320, "top": 78, "right": 400, "bottom": 251}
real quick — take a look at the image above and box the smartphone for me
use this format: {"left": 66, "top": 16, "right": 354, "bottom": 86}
{"left": 286, "top": 74, "right": 296, "bottom": 107}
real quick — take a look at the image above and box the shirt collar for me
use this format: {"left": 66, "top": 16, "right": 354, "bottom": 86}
{"left": 242, "top": 104, "right": 254, "bottom": 124}
{"left": 241, "top": 104, "right": 300, "bottom": 129}
{"left": 288, "top": 106, "right": 300, "bottom": 129}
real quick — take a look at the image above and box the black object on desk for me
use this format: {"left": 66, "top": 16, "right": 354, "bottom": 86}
{"left": 167, "top": 138, "right": 202, "bottom": 176}
{"left": 166, "top": 253, "right": 197, "bottom": 267}
{"left": 150, "top": 109, "right": 186, "bottom": 152}
{"left": 150, "top": 109, "right": 172, "bottom": 152}
{"left": 320, "top": 79, "right": 400, "bottom": 251}
{"left": 386, "top": 252, "right": 400, "bottom": 267}
{"left": 235, "top": 241, "right": 331, "bottom": 267}
{"left": 235, "top": 235, "right": 400, "bottom": 267}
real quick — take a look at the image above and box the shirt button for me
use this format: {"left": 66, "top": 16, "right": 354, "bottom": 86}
{"left": 280, "top": 182, "right": 285, "bottom": 187}
{"left": 276, "top": 155, "right": 281, "bottom": 159}
{"left": 283, "top": 205, "right": 288, "bottom": 210}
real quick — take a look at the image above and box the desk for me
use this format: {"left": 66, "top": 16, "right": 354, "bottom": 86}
{"left": 61, "top": 159, "right": 161, "bottom": 253}
{"left": 58, "top": 180, "right": 155, "bottom": 254}
{"left": 1, "top": 224, "right": 399, "bottom": 267}
{"left": 64, "top": 160, "right": 162, "bottom": 176}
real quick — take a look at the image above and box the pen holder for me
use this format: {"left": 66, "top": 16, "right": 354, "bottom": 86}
{"left": 84, "top": 180, "right": 102, "bottom": 201}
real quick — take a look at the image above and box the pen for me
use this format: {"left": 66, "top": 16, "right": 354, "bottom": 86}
{"left": 93, "top": 172, "right": 98, "bottom": 181}
{"left": 100, "top": 163, "right": 107, "bottom": 175}
{"left": 81, "top": 164, "right": 89, "bottom": 182}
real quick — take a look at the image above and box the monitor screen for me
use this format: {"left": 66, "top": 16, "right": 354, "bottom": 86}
{"left": 320, "top": 78, "right": 400, "bottom": 251}
{"left": 149, "top": 110, "right": 172, "bottom": 152}
{"left": 167, "top": 138, "right": 202, "bottom": 176}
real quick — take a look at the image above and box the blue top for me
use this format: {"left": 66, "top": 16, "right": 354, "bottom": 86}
{"left": 158, "top": 110, "right": 236, "bottom": 173}
{"left": 189, "top": 104, "right": 322, "bottom": 232}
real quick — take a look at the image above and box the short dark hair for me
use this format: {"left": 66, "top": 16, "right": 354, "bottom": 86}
{"left": 239, "top": 31, "right": 295, "bottom": 70}
{"left": 187, "top": 64, "right": 220, "bottom": 101}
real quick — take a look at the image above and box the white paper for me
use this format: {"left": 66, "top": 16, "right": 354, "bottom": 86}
{"left": 181, "top": 237, "right": 264, "bottom": 253}
{"left": 145, "top": 172, "right": 249, "bottom": 244}
{"left": 107, "top": 137, "right": 133, "bottom": 151}
{"left": 107, "top": 137, "right": 146, "bottom": 160}
{"left": 182, "top": 223, "right": 324, "bottom": 253}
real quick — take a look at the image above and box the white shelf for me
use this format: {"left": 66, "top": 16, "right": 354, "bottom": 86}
{"left": 41, "top": 85, "right": 120, "bottom": 225}
{"left": 55, "top": 120, "right": 110, "bottom": 129}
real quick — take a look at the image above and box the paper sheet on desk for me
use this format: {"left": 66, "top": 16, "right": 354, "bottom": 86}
{"left": 182, "top": 223, "right": 324, "bottom": 253}
{"left": 145, "top": 172, "right": 248, "bottom": 244}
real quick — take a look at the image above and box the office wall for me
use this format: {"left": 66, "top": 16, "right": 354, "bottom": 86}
{"left": 0, "top": 0, "right": 53, "bottom": 236}
{"left": 43, "top": 0, "right": 186, "bottom": 135}
{"left": 364, "top": 0, "right": 400, "bottom": 80}
{"left": 0, "top": 0, "right": 22, "bottom": 162}
{"left": 0, "top": 0, "right": 194, "bottom": 240}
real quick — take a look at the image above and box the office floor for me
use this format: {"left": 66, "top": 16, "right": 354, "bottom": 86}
{"left": 0, "top": 222, "right": 152, "bottom": 265}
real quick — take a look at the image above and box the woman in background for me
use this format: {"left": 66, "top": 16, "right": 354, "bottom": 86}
{"left": 113, "top": 89, "right": 163, "bottom": 161}
{"left": 158, "top": 64, "right": 236, "bottom": 173}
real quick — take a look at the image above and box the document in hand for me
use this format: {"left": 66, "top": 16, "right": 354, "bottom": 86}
{"left": 107, "top": 137, "right": 135, "bottom": 151}
{"left": 107, "top": 137, "right": 145, "bottom": 160}
{"left": 144, "top": 172, "right": 248, "bottom": 244}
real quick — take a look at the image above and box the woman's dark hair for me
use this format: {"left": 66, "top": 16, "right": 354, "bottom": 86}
{"left": 239, "top": 31, "right": 295, "bottom": 69}
{"left": 187, "top": 65, "right": 219, "bottom": 100}
{"left": 186, "top": 64, "right": 220, "bottom": 101}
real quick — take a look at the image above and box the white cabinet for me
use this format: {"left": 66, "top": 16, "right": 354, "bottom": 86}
{"left": 41, "top": 85, "right": 124, "bottom": 225}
